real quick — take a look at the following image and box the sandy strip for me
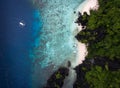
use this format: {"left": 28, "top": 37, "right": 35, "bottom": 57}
{"left": 62, "top": 1, "right": 99, "bottom": 87}
{"left": 77, "top": 0, "right": 99, "bottom": 15}
{"left": 75, "top": 0, "right": 99, "bottom": 65}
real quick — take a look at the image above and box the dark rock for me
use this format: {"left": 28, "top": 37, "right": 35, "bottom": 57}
{"left": 44, "top": 67, "right": 69, "bottom": 88}
{"left": 67, "top": 61, "right": 71, "bottom": 67}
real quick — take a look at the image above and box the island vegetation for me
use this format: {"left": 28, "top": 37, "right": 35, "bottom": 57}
{"left": 44, "top": 0, "right": 120, "bottom": 88}
{"left": 76, "top": 0, "right": 120, "bottom": 60}
{"left": 75, "top": 0, "right": 120, "bottom": 87}
{"left": 44, "top": 67, "right": 69, "bottom": 88}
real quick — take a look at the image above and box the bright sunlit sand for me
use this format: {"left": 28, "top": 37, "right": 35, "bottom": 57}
{"left": 77, "top": 0, "right": 99, "bottom": 15}
{"left": 74, "top": 0, "right": 99, "bottom": 66}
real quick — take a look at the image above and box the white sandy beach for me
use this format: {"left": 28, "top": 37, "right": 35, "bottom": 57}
{"left": 77, "top": 0, "right": 99, "bottom": 15}
{"left": 75, "top": 0, "right": 99, "bottom": 65}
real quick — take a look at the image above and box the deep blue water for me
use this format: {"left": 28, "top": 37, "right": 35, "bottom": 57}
{"left": 0, "top": 0, "right": 40, "bottom": 88}
{"left": 0, "top": 0, "right": 86, "bottom": 87}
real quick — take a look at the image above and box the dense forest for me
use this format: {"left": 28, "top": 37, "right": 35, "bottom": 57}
{"left": 75, "top": 0, "right": 120, "bottom": 87}
{"left": 44, "top": 0, "right": 120, "bottom": 88}
{"left": 76, "top": 0, "right": 120, "bottom": 60}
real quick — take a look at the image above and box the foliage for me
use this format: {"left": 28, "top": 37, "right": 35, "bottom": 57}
{"left": 76, "top": 0, "right": 120, "bottom": 60}
{"left": 85, "top": 66, "right": 120, "bottom": 88}
{"left": 55, "top": 72, "right": 62, "bottom": 79}
{"left": 44, "top": 67, "right": 69, "bottom": 88}
{"left": 75, "top": 0, "right": 120, "bottom": 88}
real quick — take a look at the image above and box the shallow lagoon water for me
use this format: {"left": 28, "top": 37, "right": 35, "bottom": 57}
{"left": 31, "top": 0, "right": 84, "bottom": 87}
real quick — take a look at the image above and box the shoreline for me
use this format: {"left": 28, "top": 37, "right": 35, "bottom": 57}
{"left": 62, "top": 0, "right": 99, "bottom": 87}
{"left": 45, "top": 0, "right": 120, "bottom": 87}
{"left": 75, "top": 0, "right": 99, "bottom": 66}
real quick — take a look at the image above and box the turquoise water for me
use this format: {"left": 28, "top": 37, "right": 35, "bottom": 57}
{"left": 31, "top": 0, "right": 84, "bottom": 87}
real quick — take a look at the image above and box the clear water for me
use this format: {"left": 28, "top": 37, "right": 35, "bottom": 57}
{"left": 31, "top": 0, "right": 84, "bottom": 87}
